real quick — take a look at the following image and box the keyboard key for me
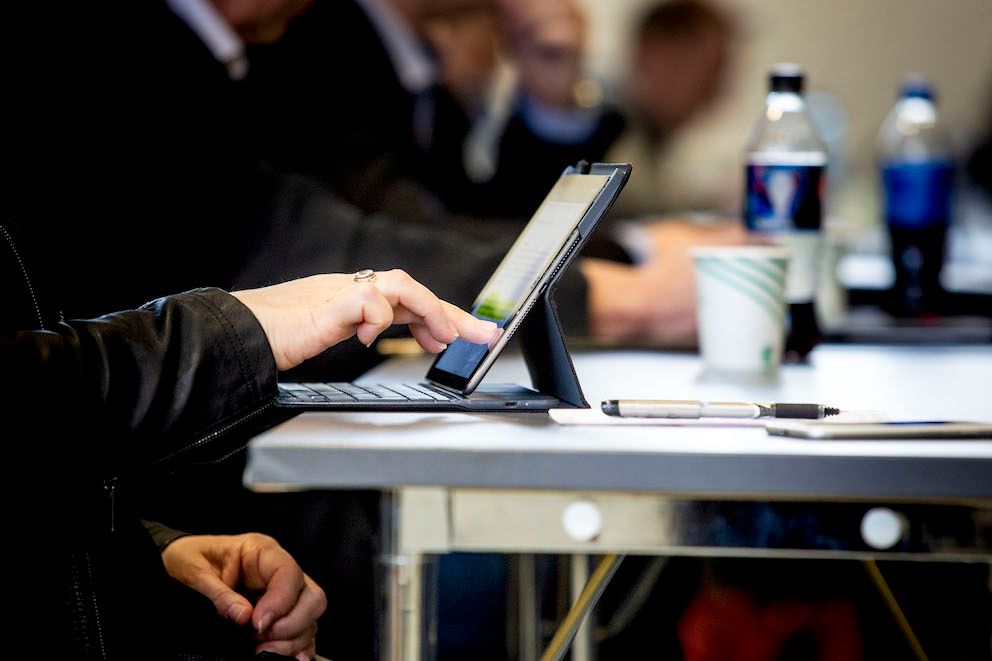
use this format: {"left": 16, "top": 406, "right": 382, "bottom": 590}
{"left": 332, "top": 383, "right": 372, "bottom": 395}
{"left": 303, "top": 383, "right": 354, "bottom": 399}
{"left": 413, "top": 384, "right": 456, "bottom": 401}
{"left": 383, "top": 384, "right": 436, "bottom": 401}
{"left": 364, "top": 386, "right": 408, "bottom": 400}
{"left": 278, "top": 383, "right": 311, "bottom": 392}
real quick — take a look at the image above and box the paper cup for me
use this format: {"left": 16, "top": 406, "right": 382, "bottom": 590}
{"left": 691, "top": 245, "right": 790, "bottom": 372}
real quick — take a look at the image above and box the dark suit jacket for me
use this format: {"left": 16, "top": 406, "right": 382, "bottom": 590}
{"left": 245, "top": 0, "right": 627, "bottom": 255}
{"left": 1, "top": 1, "right": 573, "bottom": 333}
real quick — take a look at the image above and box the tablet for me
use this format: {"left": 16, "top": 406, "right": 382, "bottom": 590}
{"left": 276, "top": 161, "right": 630, "bottom": 412}
{"left": 765, "top": 420, "right": 992, "bottom": 440}
{"left": 427, "top": 162, "right": 630, "bottom": 394}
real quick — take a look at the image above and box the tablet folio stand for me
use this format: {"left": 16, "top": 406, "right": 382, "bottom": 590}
{"left": 517, "top": 281, "right": 589, "bottom": 409}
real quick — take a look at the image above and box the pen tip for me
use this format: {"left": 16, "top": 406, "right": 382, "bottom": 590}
{"left": 824, "top": 407, "right": 840, "bottom": 417}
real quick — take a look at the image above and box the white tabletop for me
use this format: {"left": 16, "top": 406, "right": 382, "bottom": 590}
{"left": 245, "top": 345, "right": 992, "bottom": 500}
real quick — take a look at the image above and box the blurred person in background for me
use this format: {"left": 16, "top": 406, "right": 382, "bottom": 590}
{"left": 246, "top": 0, "right": 623, "bottom": 220}
{"left": 604, "top": 0, "right": 737, "bottom": 219}
{"left": 417, "top": 0, "right": 629, "bottom": 219}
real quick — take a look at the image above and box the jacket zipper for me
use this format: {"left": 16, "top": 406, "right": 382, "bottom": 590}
{"left": 152, "top": 398, "right": 275, "bottom": 468}
{"left": 83, "top": 549, "right": 108, "bottom": 660}
{"left": 0, "top": 223, "right": 45, "bottom": 329}
{"left": 103, "top": 477, "right": 118, "bottom": 533}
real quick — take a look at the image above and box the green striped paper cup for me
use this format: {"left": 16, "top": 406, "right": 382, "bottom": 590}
{"left": 691, "top": 245, "right": 791, "bottom": 372}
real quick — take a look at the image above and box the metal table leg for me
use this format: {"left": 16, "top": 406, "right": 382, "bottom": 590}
{"left": 570, "top": 555, "right": 592, "bottom": 661}
{"left": 516, "top": 554, "right": 540, "bottom": 661}
{"left": 378, "top": 490, "right": 438, "bottom": 661}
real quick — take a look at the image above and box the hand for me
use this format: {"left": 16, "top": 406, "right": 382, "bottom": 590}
{"left": 582, "top": 258, "right": 698, "bottom": 345}
{"left": 582, "top": 221, "right": 747, "bottom": 344}
{"left": 232, "top": 270, "right": 498, "bottom": 370}
{"left": 496, "top": 0, "right": 586, "bottom": 108}
{"left": 640, "top": 219, "right": 749, "bottom": 261}
{"left": 161, "top": 533, "right": 326, "bottom": 661}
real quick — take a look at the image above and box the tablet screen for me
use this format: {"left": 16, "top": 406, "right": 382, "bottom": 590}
{"left": 428, "top": 173, "right": 610, "bottom": 391}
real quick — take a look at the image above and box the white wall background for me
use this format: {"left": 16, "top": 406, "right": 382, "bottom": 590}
{"left": 576, "top": 0, "right": 992, "bottom": 225}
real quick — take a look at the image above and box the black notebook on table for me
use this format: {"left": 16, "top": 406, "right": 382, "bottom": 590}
{"left": 275, "top": 161, "right": 631, "bottom": 412}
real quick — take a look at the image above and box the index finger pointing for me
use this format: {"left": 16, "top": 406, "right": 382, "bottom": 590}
{"left": 441, "top": 301, "right": 498, "bottom": 344}
{"left": 375, "top": 270, "right": 457, "bottom": 343}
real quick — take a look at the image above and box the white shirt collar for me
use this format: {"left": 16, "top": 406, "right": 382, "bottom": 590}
{"left": 166, "top": 0, "right": 249, "bottom": 80}
{"left": 353, "top": 0, "right": 437, "bottom": 94}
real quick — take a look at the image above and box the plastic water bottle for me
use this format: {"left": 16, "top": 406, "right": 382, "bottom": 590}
{"left": 744, "top": 64, "right": 827, "bottom": 360}
{"left": 878, "top": 75, "right": 954, "bottom": 316}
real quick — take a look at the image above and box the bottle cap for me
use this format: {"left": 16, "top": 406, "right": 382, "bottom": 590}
{"left": 769, "top": 63, "right": 804, "bottom": 94}
{"left": 899, "top": 73, "right": 934, "bottom": 101}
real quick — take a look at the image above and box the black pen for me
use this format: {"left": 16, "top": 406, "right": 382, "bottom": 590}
{"left": 601, "top": 399, "right": 840, "bottom": 420}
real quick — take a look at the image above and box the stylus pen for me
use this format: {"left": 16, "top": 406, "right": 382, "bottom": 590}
{"left": 601, "top": 399, "right": 840, "bottom": 420}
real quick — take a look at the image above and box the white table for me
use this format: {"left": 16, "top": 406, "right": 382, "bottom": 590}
{"left": 245, "top": 345, "right": 992, "bottom": 660}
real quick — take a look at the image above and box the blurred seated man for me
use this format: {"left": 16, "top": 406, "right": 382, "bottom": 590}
{"left": 418, "top": 0, "right": 629, "bottom": 219}
{"left": 604, "top": 0, "right": 737, "bottom": 219}
{"left": 246, "top": 0, "right": 624, "bottom": 221}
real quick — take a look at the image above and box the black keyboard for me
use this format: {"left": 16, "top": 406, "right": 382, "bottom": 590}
{"left": 278, "top": 382, "right": 459, "bottom": 403}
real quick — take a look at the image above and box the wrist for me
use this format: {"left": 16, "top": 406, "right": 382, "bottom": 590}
{"left": 230, "top": 290, "right": 283, "bottom": 370}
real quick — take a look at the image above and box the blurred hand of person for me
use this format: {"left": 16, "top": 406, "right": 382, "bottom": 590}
{"left": 496, "top": 0, "right": 586, "bottom": 108}
{"left": 232, "top": 270, "right": 498, "bottom": 370}
{"left": 582, "top": 220, "right": 748, "bottom": 344}
{"left": 642, "top": 219, "right": 749, "bottom": 262}
{"left": 161, "top": 533, "right": 326, "bottom": 661}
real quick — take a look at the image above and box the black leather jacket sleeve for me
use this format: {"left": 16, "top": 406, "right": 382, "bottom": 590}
{"left": 143, "top": 519, "right": 191, "bottom": 551}
{"left": 1, "top": 288, "right": 278, "bottom": 483}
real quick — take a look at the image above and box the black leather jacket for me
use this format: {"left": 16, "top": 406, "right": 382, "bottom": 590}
{"left": 1, "top": 216, "right": 285, "bottom": 658}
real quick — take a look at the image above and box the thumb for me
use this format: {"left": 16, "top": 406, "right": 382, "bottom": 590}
{"left": 193, "top": 571, "right": 254, "bottom": 626}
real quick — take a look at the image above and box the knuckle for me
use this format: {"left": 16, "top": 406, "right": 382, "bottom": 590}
{"left": 246, "top": 532, "right": 278, "bottom": 547}
{"left": 357, "top": 286, "right": 381, "bottom": 304}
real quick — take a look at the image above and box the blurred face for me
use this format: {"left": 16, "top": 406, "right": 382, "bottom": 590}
{"left": 421, "top": 7, "right": 499, "bottom": 110}
{"left": 210, "top": 0, "right": 313, "bottom": 43}
{"left": 633, "top": 25, "right": 729, "bottom": 134}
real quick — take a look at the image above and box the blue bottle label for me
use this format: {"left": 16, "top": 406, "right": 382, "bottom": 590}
{"left": 882, "top": 161, "right": 953, "bottom": 229}
{"left": 744, "top": 165, "right": 824, "bottom": 233}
